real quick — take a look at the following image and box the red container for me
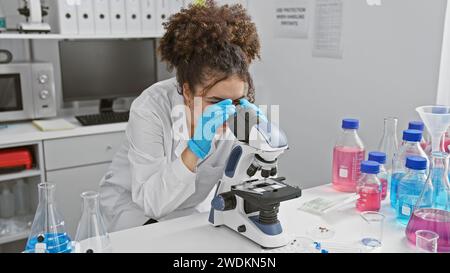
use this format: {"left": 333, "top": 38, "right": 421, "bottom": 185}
{"left": 0, "top": 148, "right": 33, "bottom": 173}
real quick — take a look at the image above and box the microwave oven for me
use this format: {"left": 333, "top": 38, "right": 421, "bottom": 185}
{"left": 0, "top": 62, "right": 57, "bottom": 123}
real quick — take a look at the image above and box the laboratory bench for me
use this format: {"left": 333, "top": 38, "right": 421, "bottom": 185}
{"left": 108, "top": 184, "right": 413, "bottom": 253}
{"left": 1, "top": 120, "right": 412, "bottom": 253}
{"left": 0, "top": 119, "right": 126, "bottom": 251}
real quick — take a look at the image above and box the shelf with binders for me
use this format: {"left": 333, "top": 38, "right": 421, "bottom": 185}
{"left": 0, "top": 32, "right": 163, "bottom": 40}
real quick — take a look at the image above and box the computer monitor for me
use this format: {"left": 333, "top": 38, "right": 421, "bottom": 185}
{"left": 59, "top": 39, "right": 157, "bottom": 112}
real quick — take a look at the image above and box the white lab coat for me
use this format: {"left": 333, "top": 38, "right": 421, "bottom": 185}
{"left": 99, "top": 78, "right": 235, "bottom": 232}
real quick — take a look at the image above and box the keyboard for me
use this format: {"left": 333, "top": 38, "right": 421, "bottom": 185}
{"left": 76, "top": 111, "right": 130, "bottom": 126}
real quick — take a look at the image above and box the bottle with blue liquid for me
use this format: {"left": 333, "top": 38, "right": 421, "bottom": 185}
{"left": 408, "top": 121, "right": 428, "bottom": 152}
{"left": 396, "top": 156, "right": 428, "bottom": 225}
{"left": 390, "top": 129, "right": 428, "bottom": 209}
{"left": 25, "top": 183, "right": 72, "bottom": 253}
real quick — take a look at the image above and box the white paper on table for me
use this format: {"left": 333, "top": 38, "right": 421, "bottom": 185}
{"left": 312, "top": 0, "right": 344, "bottom": 58}
{"left": 273, "top": 0, "right": 310, "bottom": 39}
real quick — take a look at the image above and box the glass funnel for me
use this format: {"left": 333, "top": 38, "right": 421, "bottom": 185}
{"left": 74, "top": 191, "right": 112, "bottom": 253}
{"left": 405, "top": 152, "right": 450, "bottom": 252}
{"left": 416, "top": 106, "right": 450, "bottom": 153}
{"left": 377, "top": 117, "right": 399, "bottom": 171}
{"left": 25, "top": 183, "right": 72, "bottom": 253}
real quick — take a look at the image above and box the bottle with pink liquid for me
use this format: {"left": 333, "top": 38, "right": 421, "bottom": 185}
{"left": 405, "top": 152, "right": 450, "bottom": 253}
{"left": 356, "top": 161, "right": 381, "bottom": 212}
{"left": 368, "top": 152, "right": 388, "bottom": 200}
{"left": 332, "top": 119, "right": 365, "bottom": 192}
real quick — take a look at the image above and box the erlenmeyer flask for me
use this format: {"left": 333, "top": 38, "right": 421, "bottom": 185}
{"left": 405, "top": 152, "right": 450, "bottom": 252}
{"left": 25, "top": 183, "right": 72, "bottom": 253}
{"left": 378, "top": 117, "right": 399, "bottom": 171}
{"left": 74, "top": 191, "right": 112, "bottom": 253}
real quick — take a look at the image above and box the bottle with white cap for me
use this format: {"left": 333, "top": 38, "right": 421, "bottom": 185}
{"left": 0, "top": 184, "right": 15, "bottom": 218}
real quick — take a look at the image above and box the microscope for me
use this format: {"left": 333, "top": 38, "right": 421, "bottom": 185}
{"left": 209, "top": 104, "right": 302, "bottom": 248}
{"left": 18, "top": 0, "right": 51, "bottom": 33}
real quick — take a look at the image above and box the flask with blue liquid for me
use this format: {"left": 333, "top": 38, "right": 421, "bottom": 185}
{"left": 396, "top": 156, "right": 428, "bottom": 225}
{"left": 390, "top": 129, "right": 428, "bottom": 209}
{"left": 25, "top": 183, "right": 72, "bottom": 253}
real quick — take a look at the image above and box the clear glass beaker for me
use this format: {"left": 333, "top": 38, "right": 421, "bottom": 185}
{"left": 378, "top": 117, "right": 399, "bottom": 171}
{"left": 25, "top": 183, "right": 72, "bottom": 253}
{"left": 74, "top": 191, "right": 112, "bottom": 253}
{"left": 360, "top": 211, "right": 385, "bottom": 250}
{"left": 405, "top": 152, "right": 450, "bottom": 253}
{"left": 416, "top": 230, "right": 439, "bottom": 253}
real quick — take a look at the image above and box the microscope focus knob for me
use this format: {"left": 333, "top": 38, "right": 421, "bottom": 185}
{"left": 237, "top": 225, "right": 246, "bottom": 233}
{"left": 211, "top": 192, "right": 236, "bottom": 211}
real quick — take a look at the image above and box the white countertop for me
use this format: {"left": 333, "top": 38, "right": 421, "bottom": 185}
{"left": 108, "top": 185, "right": 414, "bottom": 253}
{"left": 0, "top": 118, "right": 127, "bottom": 146}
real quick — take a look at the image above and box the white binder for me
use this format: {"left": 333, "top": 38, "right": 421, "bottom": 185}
{"left": 156, "top": 0, "right": 170, "bottom": 35}
{"left": 109, "top": 0, "right": 127, "bottom": 34}
{"left": 49, "top": 0, "right": 79, "bottom": 34}
{"left": 77, "top": 0, "right": 95, "bottom": 34}
{"left": 140, "top": 0, "right": 157, "bottom": 34}
{"left": 93, "top": 0, "right": 111, "bottom": 34}
{"left": 125, "top": 0, "right": 142, "bottom": 33}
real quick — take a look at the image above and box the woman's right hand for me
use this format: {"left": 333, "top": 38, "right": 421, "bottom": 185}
{"left": 187, "top": 99, "right": 236, "bottom": 160}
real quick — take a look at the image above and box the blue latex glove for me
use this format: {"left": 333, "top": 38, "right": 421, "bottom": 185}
{"left": 188, "top": 99, "right": 236, "bottom": 159}
{"left": 239, "top": 98, "right": 268, "bottom": 122}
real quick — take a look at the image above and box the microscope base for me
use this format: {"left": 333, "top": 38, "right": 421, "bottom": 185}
{"left": 18, "top": 23, "right": 51, "bottom": 33}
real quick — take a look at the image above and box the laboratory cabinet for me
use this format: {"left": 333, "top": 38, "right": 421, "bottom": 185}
{"left": 43, "top": 132, "right": 125, "bottom": 171}
{"left": 0, "top": 142, "right": 44, "bottom": 252}
{"left": 0, "top": 129, "right": 125, "bottom": 252}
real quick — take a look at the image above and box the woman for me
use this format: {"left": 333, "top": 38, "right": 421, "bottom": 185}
{"left": 99, "top": 1, "right": 262, "bottom": 232}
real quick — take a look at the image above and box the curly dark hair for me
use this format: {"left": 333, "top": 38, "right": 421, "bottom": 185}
{"left": 158, "top": 0, "right": 261, "bottom": 102}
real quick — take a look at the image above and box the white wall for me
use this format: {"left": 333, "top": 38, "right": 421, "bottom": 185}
{"left": 437, "top": 2, "right": 450, "bottom": 105}
{"left": 248, "top": 0, "right": 447, "bottom": 189}
{"left": 0, "top": 0, "right": 446, "bottom": 189}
